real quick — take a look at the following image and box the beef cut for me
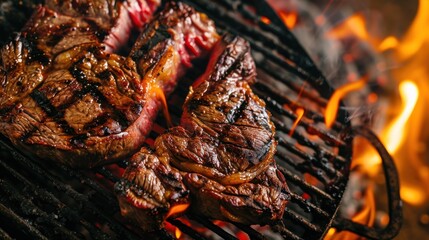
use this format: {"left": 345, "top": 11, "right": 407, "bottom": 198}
{"left": 115, "top": 34, "right": 288, "bottom": 231}
{"left": 0, "top": 1, "right": 218, "bottom": 168}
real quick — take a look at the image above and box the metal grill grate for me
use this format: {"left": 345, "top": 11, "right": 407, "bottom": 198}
{"left": 0, "top": 0, "right": 401, "bottom": 239}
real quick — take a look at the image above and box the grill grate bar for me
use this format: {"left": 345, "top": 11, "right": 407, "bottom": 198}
{"left": 283, "top": 208, "right": 323, "bottom": 233}
{"left": 181, "top": 1, "right": 327, "bottom": 105}
{"left": 271, "top": 117, "right": 347, "bottom": 165}
{"left": 261, "top": 94, "right": 345, "bottom": 146}
{"left": 185, "top": 0, "right": 326, "bottom": 93}
{"left": 277, "top": 165, "right": 335, "bottom": 203}
{"left": 253, "top": 82, "right": 326, "bottom": 127}
{"left": 0, "top": 201, "right": 47, "bottom": 240}
{"left": 0, "top": 139, "right": 143, "bottom": 240}
{"left": 254, "top": 81, "right": 346, "bottom": 137}
{"left": 276, "top": 151, "right": 331, "bottom": 185}
{"left": 96, "top": 166, "right": 121, "bottom": 183}
{"left": 271, "top": 223, "right": 304, "bottom": 240}
{"left": 188, "top": 215, "right": 238, "bottom": 240}
{"left": 0, "top": 227, "right": 12, "bottom": 240}
{"left": 0, "top": 162, "right": 103, "bottom": 240}
{"left": 255, "top": 63, "right": 328, "bottom": 108}
{"left": 288, "top": 192, "right": 330, "bottom": 218}
{"left": 232, "top": 223, "right": 267, "bottom": 240}
{"left": 56, "top": 165, "right": 119, "bottom": 210}
{"left": 277, "top": 138, "right": 342, "bottom": 180}
{"left": 168, "top": 219, "right": 208, "bottom": 240}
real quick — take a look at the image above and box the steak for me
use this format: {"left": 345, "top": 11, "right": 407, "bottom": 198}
{"left": 0, "top": 1, "right": 218, "bottom": 168}
{"left": 44, "top": 0, "right": 160, "bottom": 52}
{"left": 115, "top": 34, "right": 288, "bottom": 230}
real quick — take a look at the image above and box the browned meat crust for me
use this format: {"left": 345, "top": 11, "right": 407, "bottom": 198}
{"left": 0, "top": 2, "right": 218, "bottom": 168}
{"left": 116, "top": 34, "right": 288, "bottom": 231}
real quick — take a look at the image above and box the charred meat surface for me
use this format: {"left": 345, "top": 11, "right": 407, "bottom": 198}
{"left": 0, "top": 1, "right": 218, "bottom": 168}
{"left": 116, "top": 148, "right": 189, "bottom": 232}
{"left": 45, "top": 0, "right": 160, "bottom": 52}
{"left": 116, "top": 34, "right": 288, "bottom": 230}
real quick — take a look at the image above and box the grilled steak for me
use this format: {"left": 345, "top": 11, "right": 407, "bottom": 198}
{"left": 116, "top": 34, "right": 288, "bottom": 230}
{"left": 45, "top": 0, "right": 160, "bottom": 52}
{"left": 0, "top": 1, "right": 218, "bottom": 168}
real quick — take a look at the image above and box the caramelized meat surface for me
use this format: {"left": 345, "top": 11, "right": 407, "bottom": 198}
{"left": 0, "top": 1, "right": 218, "bottom": 168}
{"left": 116, "top": 34, "right": 288, "bottom": 230}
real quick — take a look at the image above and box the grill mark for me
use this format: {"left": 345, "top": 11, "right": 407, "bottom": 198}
{"left": 45, "top": 22, "right": 76, "bottom": 48}
{"left": 131, "top": 23, "right": 171, "bottom": 62}
{"left": 82, "top": 113, "right": 110, "bottom": 133}
{"left": 0, "top": 106, "right": 14, "bottom": 115}
{"left": 30, "top": 89, "right": 57, "bottom": 118}
{"left": 26, "top": 89, "right": 76, "bottom": 142}
{"left": 70, "top": 133, "right": 89, "bottom": 149}
{"left": 69, "top": 65, "right": 130, "bottom": 131}
{"left": 85, "top": 18, "right": 108, "bottom": 41}
{"left": 226, "top": 94, "right": 248, "bottom": 124}
{"left": 20, "top": 36, "right": 51, "bottom": 66}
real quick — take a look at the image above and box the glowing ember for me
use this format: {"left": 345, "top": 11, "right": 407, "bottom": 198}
{"left": 325, "top": 77, "right": 367, "bottom": 128}
{"left": 165, "top": 203, "right": 190, "bottom": 219}
{"left": 278, "top": 11, "right": 298, "bottom": 29}
{"left": 175, "top": 227, "right": 182, "bottom": 239}
{"left": 289, "top": 108, "right": 304, "bottom": 136}
{"left": 151, "top": 84, "right": 173, "bottom": 127}
{"left": 261, "top": 16, "right": 271, "bottom": 25}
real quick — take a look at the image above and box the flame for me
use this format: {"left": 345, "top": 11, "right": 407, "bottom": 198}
{"left": 175, "top": 227, "right": 182, "bottom": 239}
{"left": 382, "top": 81, "right": 418, "bottom": 154}
{"left": 378, "top": 36, "right": 399, "bottom": 52}
{"left": 324, "top": 184, "right": 375, "bottom": 240}
{"left": 278, "top": 11, "right": 298, "bottom": 29}
{"left": 353, "top": 184, "right": 376, "bottom": 227}
{"left": 289, "top": 108, "right": 304, "bottom": 136}
{"left": 322, "top": 2, "right": 429, "bottom": 239}
{"left": 327, "top": 14, "right": 369, "bottom": 40}
{"left": 401, "top": 186, "right": 426, "bottom": 206}
{"left": 352, "top": 80, "right": 419, "bottom": 176}
{"left": 151, "top": 84, "right": 173, "bottom": 127}
{"left": 165, "top": 203, "right": 190, "bottom": 219}
{"left": 325, "top": 77, "right": 367, "bottom": 128}
{"left": 396, "top": 0, "right": 429, "bottom": 60}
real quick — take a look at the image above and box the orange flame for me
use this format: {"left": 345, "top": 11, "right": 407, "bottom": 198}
{"left": 327, "top": 14, "right": 368, "bottom": 40}
{"left": 151, "top": 85, "right": 173, "bottom": 127}
{"left": 378, "top": 36, "right": 399, "bottom": 52}
{"left": 165, "top": 203, "right": 190, "bottom": 219}
{"left": 175, "top": 227, "right": 182, "bottom": 239}
{"left": 352, "top": 80, "right": 419, "bottom": 176}
{"left": 325, "top": 77, "right": 367, "bottom": 128}
{"left": 401, "top": 186, "right": 426, "bottom": 206}
{"left": 396, "top": 0, "right": 429, "bottom": 60}
{"left": 278, "top": 11, "right": 298, "bottom": 29}
{"left": 324, "top": 184, "right": 375, "bottom": 240}
{"left": 289, "top": 108, "right": 304, "bottom": 136}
